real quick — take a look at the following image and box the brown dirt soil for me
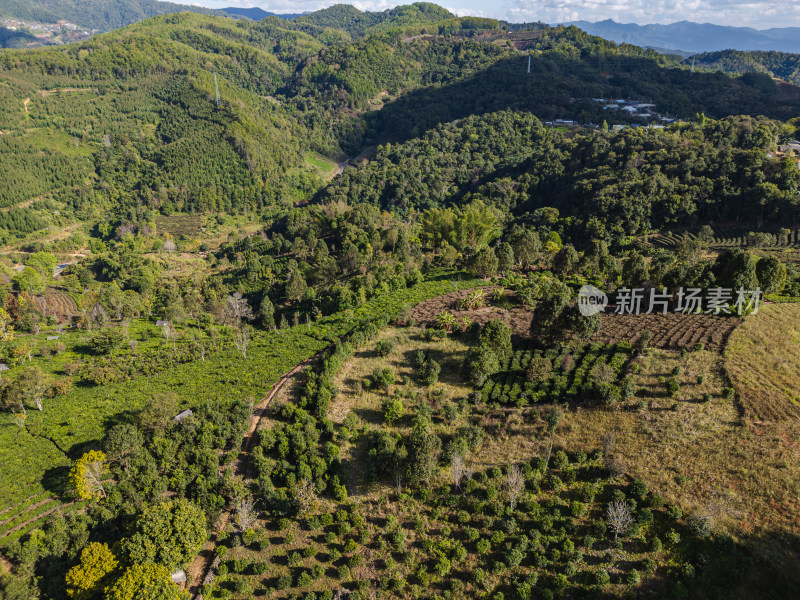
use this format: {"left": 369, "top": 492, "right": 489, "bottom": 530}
{"left": 408, "top": 288, "right": 741, "bottom": 350}
{"left": 595, "top": 312, "right": 742, "bottom": 351}
{"left": 407, "top": 287, "right": 533, "bottom": 340}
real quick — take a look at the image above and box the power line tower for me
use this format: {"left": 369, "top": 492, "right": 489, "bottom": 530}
{"left": 214, "top": 72, "right": 221, "bottom": 107}
{"left": 690, "top": 56, "right": 696, "bottom": 73}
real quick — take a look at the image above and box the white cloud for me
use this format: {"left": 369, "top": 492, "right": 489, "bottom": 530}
{"left": 170, "top": 0, "right": 800, "bottom": 28}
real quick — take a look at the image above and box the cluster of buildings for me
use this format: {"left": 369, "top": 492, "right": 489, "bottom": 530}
{"left": 773, "top": 140, "right": 800, "bottom": 167}
{"left": 1, "top": 17, "right": 94, "bottom": 43}
{"left": 590, "top": 98, "right": 677, "bottom": 123}
{"left": 541, "top": 98, "right": 679, "bottom": 132}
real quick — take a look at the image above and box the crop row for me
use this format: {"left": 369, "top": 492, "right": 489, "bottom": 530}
{"left": 482, "top": 342, "right": 631, "bottom": 406}
{"left": 655, "top": 227, "right": 800, "bottom": 249}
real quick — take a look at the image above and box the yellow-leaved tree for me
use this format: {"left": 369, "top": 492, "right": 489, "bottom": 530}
{"left": 104, "top": 564, "right": 186, "bottom": 600}
{"left": 70, "top": 450, "right": 107, "bottom": 501}
{"left": 0, "top": 307, "right": 14, "bottom": 341}
{"left": 65, "top": 542, "right": 118, "bottom": 599}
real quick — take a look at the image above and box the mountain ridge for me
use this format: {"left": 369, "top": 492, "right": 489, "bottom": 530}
{"left": 560, "top": 18, "right": 800, "bottom": 54}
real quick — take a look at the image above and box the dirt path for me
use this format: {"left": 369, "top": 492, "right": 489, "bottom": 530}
{"left": 23, "top": 98, "right": 29, "bottom": 114}
{"left": 186, "top": 353, "right": 320, "bottom": 597}
{"left": 335, "top": 159, "right": 351, "bottom": 176}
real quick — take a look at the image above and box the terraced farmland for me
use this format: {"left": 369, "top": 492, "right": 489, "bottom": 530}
{"left": 596, "top": 312, "right": 742, "bottom": 350}
{"left": 652, "top": 226, "right": 800, "bottom": 249}
{"left": 44, "top": 288, "right": 79, "bottom": 322}
{"left": 725, "top": 303, "right": 800, "bottom": 422}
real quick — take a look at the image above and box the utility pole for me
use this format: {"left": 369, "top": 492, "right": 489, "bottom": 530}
{"left": 527, "top": 54, "right": 531, "bottom": 74}
{"left": 214, "top": 72, "right": 221, "bottom": 107}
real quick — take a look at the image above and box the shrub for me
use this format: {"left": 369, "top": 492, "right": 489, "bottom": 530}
{"left": 666, "top": 505, "right": 683, "bottom": 520}
{"left": 369, "top": 367, "right": 395, "bottom": 392}
{"left": 551, "top": 450, "right": 569, "bottom": 470}
{"left": 276, "top": 573, "right": 292, "bottom": 589}
{"left": 233, "top": 580, "right": 253, "bottom": 595}
{"left": 680, "top": 562, "right": 696, "bottom": 579}
{"left": 637, "top": 508, "right": 653, "bottom": 524}
{"left": 382, "top": 397, "right": 404, "bottom": 423}
{"left": 376, "top": 339, "right": 394, "bottom": 357}
{"left": 665, "top": 529, "right": 681, "bottom": 545}
{"left": 630, "top": 479, "right": 649, "bottom": 498}
{"left": 595, "top": 569, "right": 611, "bottom": 585}
{"left": 650, "top": 535, "right": 663, "bottom": 552}
{"left": 722, "top": 387, "right": 735, "bottom": 399}
{"left": 626, "top": 569, "right": 641, "bottom": 584}
{"left": 420, "top": 359, "right": 441, "bottom": 386}
{"left": 665, "top": 377, "right": 680, "bottom": 396}
{"left": 687, "top": 515, "right": 713, "bottom": 538}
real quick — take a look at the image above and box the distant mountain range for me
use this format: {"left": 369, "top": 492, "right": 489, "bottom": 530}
{"left": 561, "top": 19, "right": 800, "bottom": 55}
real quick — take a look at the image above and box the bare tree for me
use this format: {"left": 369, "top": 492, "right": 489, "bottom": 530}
{"left": 224, "top": 292, "right": 254, "bottom": 326}
{"left": 233, "top": 496, "right": 261, "bottom": 533}
{"left": 293, "top": 479, "right": 318, "bottom": 517}
{"left": 503, "top": 464, "right": 525, "bottom": 509}
{"left": 606, "top": 501, "right": 633, "bottom": 540}
{"left": 451, "top": 453, "right": 466, "bottom": 490}
{"left": 233, "top": 325, "right": 252, "bottom": 359}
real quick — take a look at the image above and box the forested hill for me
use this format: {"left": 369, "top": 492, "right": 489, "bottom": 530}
{"left": 0, "top": 9, "right": 799, "bottom": 245}
{"left": 0, "top": 12, "right": 328, "bottom": 228}
{"left": 689, "top": 50, "right": 800, "bottom": 87}
{"left": 0, "top": 0, "right": 219, "bottom": 31}
{"left": 318, "top": 111, "right": 800, "bottom": 238}
{"left": 292, "top": 3, "right": 454, "bottom": 37}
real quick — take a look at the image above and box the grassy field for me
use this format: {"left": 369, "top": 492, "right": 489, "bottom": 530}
{"left": 304, "top": 151, "right": 338, "bottom": 181}
{"left": 724, "top": 303, "right": 800, "bottom": 422}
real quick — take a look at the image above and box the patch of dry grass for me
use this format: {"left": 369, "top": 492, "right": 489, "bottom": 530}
{"left": 725, "top": 303, "right": 800, "bottom": 422}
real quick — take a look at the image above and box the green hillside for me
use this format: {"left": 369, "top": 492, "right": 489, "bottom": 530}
{"left": 0, "top": 0, "right": 218, "bottom": 31}
{"left": 293, "top": 2, "right": 454, "bottom": 37}
{"left": 690, "top": 49, "right": 800, "bottom": 86}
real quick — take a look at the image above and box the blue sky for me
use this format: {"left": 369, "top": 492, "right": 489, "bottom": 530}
{"left": 173, "top": 0, "right": 800, "bottom": 29}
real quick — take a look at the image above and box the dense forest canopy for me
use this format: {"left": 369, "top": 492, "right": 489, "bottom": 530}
{"left": 0, "top": 0, "right": 219, "bottom": 30}
{"left": 689, "top": 49, "right": 800, "bottom": 86}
